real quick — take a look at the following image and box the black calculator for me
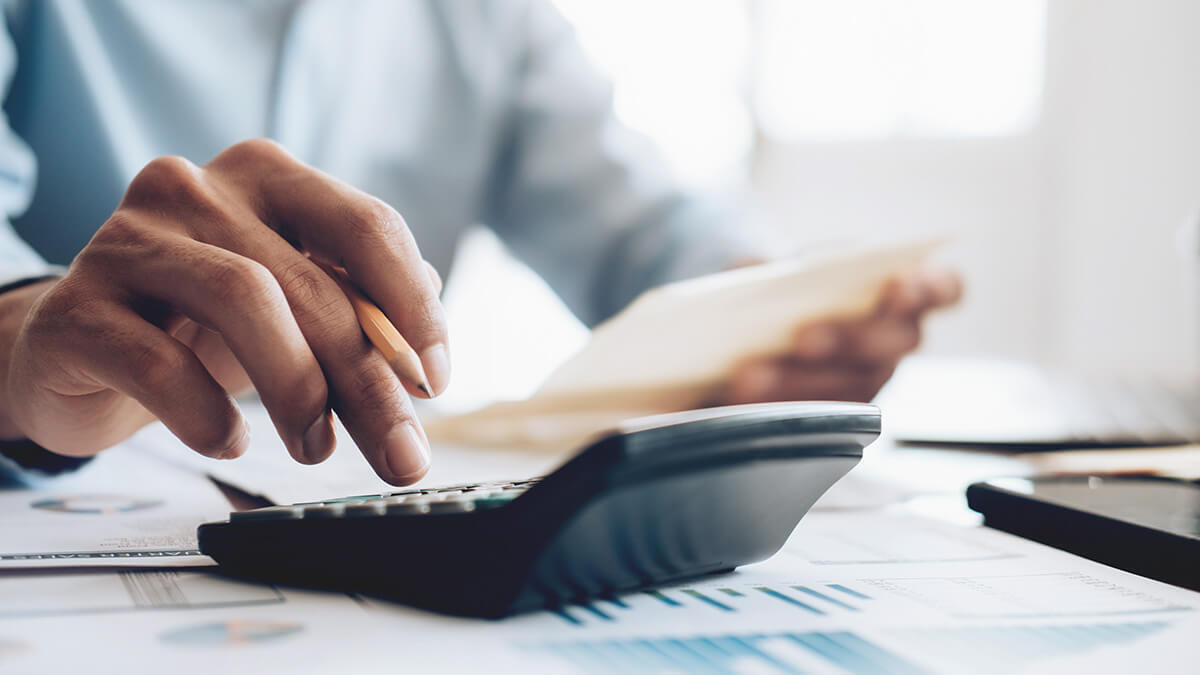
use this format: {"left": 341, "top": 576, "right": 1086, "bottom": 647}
{"left": 199, "top": 401, "right": 878, "bottom": 617}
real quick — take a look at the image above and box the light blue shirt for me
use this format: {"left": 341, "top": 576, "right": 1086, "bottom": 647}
{"left": 0, "top": 0, "right": 753, "bottom": 327}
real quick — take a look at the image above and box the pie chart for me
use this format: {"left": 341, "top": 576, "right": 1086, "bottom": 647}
{"left": 160, "top": 620, "right": 303, "bottom": 647}
{"left": 30, "top": 494, "right": 163, "bottom": 514}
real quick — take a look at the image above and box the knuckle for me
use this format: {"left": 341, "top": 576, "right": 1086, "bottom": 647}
{"left": 342, "top": 199, "right": 408, "bottom": 248}
{"left": 347, "top": 364, "right": 408, "bottom": 419}
{"left": 218, "top": 138, "right": 291, "bottom": 168}
{"left": 86, "top": 212, "right": 157, "bottom": 258}
{"left": 206, "top": 255, "right": 283, "bottom": 314}
{"left": 277, "top": 262, "right": 343, "bottom": 321}
{"left": 124, "top": 155, "right": 205, "bottom": 208}
{"left": 130, "top": 342, "right": 190, "bottom": 395}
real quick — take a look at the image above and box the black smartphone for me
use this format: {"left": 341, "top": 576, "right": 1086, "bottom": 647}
{"left": 967, "top": 474, "right": 1200, "bottom": 591}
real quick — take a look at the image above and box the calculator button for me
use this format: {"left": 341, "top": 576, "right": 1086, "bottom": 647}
{"left": 471, "top": 493, "right": 520, "bottom": 510}
{"left": 303, "top": 504, "right": 346, "bottom": 519}
{"left": 386, "top": 502, "right": 431, "bottom": 515}
{"left": 231, "top": 506, "right": 304, "bottom": 521}
{"left": 426, "top": 500, "right": 475, "bottom": 514}
{"left": 344, "top": 502, "right": 387, "bottom": 518}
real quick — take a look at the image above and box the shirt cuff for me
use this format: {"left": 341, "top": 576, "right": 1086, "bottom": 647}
{"left": 0, "top": 439, "right": 92, "bottom": 484}
{"left": 0, "top": 266, "right": 66, "bottom": 295}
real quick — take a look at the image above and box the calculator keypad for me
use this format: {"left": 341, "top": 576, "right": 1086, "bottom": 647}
{"left": 230, "top": 479, "right": 538, "bottom": 522}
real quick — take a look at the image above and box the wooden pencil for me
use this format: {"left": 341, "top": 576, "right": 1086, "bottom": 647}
{"left": 314, "top": 260, "right": 432, "bottom": 398}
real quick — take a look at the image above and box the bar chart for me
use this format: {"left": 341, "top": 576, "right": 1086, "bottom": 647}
{"left": 534, "top": 630, "right": 924, "bottom": 674}
{"left": 528, "top": 621, "right": 1172, "bottom": 674}
{"left": 550, "top": 582, "right": 874, "bottom": 626}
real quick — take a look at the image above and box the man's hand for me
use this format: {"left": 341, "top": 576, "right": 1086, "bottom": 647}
{"left": 2, "top": 139, "right": 448, "bottom": 485}
{"left": 720, "top": 266, "right": 961, "bottom": 405}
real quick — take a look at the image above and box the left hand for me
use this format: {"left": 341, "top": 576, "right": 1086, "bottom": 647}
{"left": 718, "top": 266, "right": 962, "bottom": 405}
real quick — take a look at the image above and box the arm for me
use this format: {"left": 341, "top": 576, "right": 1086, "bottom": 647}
{"left": 482, "top": 1, "right": 762, "bottom": 327}
{"left": 0, "top": 15, "right": 90, "bottom": 480}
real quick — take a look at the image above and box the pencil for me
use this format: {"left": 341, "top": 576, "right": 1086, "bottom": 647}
{"left": 314, "top": 260, "right": 433, "bottom": 398}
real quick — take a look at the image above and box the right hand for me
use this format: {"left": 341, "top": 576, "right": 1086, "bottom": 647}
{"left": 3, "top": 139, "right": 448, "bottom": 485}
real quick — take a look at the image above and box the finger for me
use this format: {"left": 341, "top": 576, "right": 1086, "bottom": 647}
{"left": 920, "top": 266, "right": 963, "bottom": 308}
{"left": 209, "top": 140, "right": 451, "bottom": 395}
{"left": 326, "top": 346, "right": 431, "bottom": 485}
{"left": 726, "top": 359, "right": 894, "bottom": 405}
{"left": 792, "top": 317, "right": 919, "bottom": 365}
{"left": 106, "top": 236, "right": 335, "bottom": 465}
{"left": 880, "top": 267, "right": 963, "bottom": 316}
{"left": 75, "top": 304, "right": 250, "bottom": 459}
{"left": 425, "top": 261, "right": 443, "bottom": 296}
{"left": 793, "top": 323, "right": 842, "bottom": 360}
{"left": 838, "top": 316, "right": 921, "bottom": 363}
{"left": 169, "top": 204, "right": 431, "bottom": 483}
{"left": 878, "top": 272, "right": 929, "bottom": 316}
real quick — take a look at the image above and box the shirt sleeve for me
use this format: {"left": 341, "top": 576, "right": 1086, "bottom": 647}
{"left": 0, "top": 4, "right": 47, "bottom": 286}
{"left": 481, "top": 1, "right": 764, "bottom": 327}
{"left": 0, "top": 8, "right": 84, "bottom": 482}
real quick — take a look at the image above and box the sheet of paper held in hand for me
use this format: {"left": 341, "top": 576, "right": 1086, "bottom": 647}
{"left": 0, "top": 445, "right": 229, "bottom": 568}
{"left": 425, "top": 237, "right": 942, "bottom": 452}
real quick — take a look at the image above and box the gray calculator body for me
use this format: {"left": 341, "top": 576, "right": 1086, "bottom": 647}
{"left": 199, "top": 402, "right": 879, "bottom": 617}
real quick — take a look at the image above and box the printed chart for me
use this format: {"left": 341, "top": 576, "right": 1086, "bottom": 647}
{"left": 159, "top": 620, "right": 304, "bottom": 647}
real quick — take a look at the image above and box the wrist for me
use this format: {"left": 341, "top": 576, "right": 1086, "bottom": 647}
{"left": 0, "top": 277, "right": 60, "bottom": 439}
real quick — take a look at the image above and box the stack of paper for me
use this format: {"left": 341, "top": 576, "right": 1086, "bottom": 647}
{"left": 425, "top": 238, "right": 940, "bottom": 452}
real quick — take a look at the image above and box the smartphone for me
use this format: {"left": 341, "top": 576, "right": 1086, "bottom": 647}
{"left": 967, "top": 475, "right": 1200, "bottom": 591}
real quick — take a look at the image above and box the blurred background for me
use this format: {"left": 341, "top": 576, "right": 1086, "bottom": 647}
{"left": 438, "top": 0, "right": 1200, "bottom": 412}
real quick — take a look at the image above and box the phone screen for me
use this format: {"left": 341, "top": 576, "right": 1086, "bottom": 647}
{"left": 991, "top": 476, "right": 1200, "bottom": 537}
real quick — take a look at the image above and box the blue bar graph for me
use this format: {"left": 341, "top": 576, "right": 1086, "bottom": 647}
{"left": 793, "top": 585, "right": 860, "bottom": 611}
{"left": 755, "top": 586, "right": 824, "bottom": 614}
{"left": 552, "top": 583, "right": 875, "bottom": 625}
{"left": 528, "top": 622, "right": 1171, "bottom": 673}
{"left": 529, "top": 630, "right": 922, "bottom": 674}
{"left": 682, "top": 589, "right": 735, "bottom": 612}
{"left": 828, "top": 583, "right": 872, "bottom": 600}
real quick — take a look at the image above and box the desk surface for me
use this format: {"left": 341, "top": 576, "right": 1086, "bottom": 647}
{"left": 2, "top": 399, "right": 1199, "bottom": 674}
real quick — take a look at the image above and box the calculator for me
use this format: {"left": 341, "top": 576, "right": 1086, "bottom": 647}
{"left": 198, "top": 401, "right": 879, "bottom": 618}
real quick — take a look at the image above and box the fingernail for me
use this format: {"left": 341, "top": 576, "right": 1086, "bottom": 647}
{"left": 796, "top": 326, "right": 838, "bottom": 358}
{"left": 302, "top": 413, "right": 334, "bottom": 463}
{"left": 419, "top": 343, "right": 451, "bottom": 397}
{"left": 384, "top": 422, "right": 430, "bottom": 484}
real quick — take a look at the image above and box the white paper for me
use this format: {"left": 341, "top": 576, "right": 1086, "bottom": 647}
{"left": 4, "top": 508, "right": 1199, "bottom": 672}
{"left": 425, "top": 238, "right": 942, "bottom": 451}
{"left": 357, "top": 511, "right": 1200, "bottom": 674}
{"left": 0, "top": 570, "right": 510, "bottom": 675}
{"left": 0, "top": 445, "right": 230, "bottom": 568}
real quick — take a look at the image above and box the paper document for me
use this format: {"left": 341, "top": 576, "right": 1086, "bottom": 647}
{"left": 0, "top": 570, "right": 466, "bottom": 675}
{"left": 426, "top": 238, "right": 940, "bottom": 451}
{"left": 3, "top": 510, "right": 1198, "bottom": 673}
{"left": 0, "top": 445, "right": 230, "bottom": 568}
{"left": 359, "top": 510, "right": 1200, "bottom": 674}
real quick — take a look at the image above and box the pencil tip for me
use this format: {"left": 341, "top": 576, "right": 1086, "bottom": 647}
{"left": 418, "top": 383, "right": 432, "bottom": 398}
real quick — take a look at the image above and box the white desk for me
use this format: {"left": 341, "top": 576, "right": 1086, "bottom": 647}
{"left": 2, "top": 400, "right": 1199, "bottom": 674}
